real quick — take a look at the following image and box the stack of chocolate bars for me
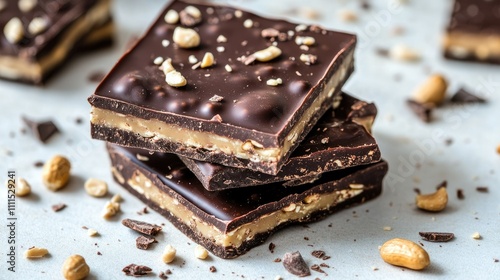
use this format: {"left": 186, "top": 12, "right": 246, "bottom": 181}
{"left": 88, "top": 0, "right": 388, "bottom": 258}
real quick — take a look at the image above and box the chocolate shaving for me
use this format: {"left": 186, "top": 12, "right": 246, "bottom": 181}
{"left": 283, "top": 251, "right": 311, "bottom": 277}
{"left": 122, "top": 219, "right": 162, "bottom": 236}
{"left": 209, "top": 266, "right": 217, "bottom": 272}
{"left": 269, "top": 242, "right": 276, "bottom": 253}
{"left": 311, "top": 264, "right": 326, "bottom": 274}
{"left": 320, "top": 263, "right": 330, "bottom": 268}
{"left": 122, "top": 264, "right": 152, "bottom": 276}
{"left": 407, "top": 100, "right": 434, "bottom": 123}
{"left": 457, "top": 189, "right": 465, "bottom": 200}
{"left": 274, "top": 258, "right": 282, "bottom": 262}
{"left": 450, "top": 88, "right": 486, "bottom": 104}
{"left": 476, "top": 186, "right": 489, "bottom": 193}
{"left": 52, "top": 203, "right": 66, "bottom": 212}
{"left": 419, "top": 232, "right": 454, "bottom": 242}
{"left": 136, "top": 235, "right": 156, "bottom": 250}
{"left": 311, "top": 250, "right": 325, "bottom": 259}
{"left": 22, "top": 116, "right": 60, "bottom": 143}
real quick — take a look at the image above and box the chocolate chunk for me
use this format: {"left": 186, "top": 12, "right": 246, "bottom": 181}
{"left": 283, "top": 251, "right": 311, "bottom": 277}
{"left": 450, "top": 88, "right": 486, "bottom": 103}
{"left": 122, "top": 264, "right": 152, "bottom": 276}
{"left": 34, "top": 161, "right": 44, "bottom": 168}
{"left": 22, "top": 116, "right": 59, "bottom": 143}
{"left": 419, "top": 232, "right": 454, "bottom": 242}
{"left": 209, "top": 266, "right": 217, "bottom": 273}
{"left": 476, "top": 186, "right": 489, "bottom": 193}
{"left": 122, "top": 219, "right": 162, "bottom": 236}
{"left": 457, "top": 189, "right": 465, "bottom": 200}
{"left": 407, "top": 100, "right": 434, "bottom": 122}
{"left": 52, "top": 203, "right": 66, "bottom": 212}
{"left": 269, "top": 242, "right": 276, "bottom": 253}
{"left": 136, "top": 235, "right": 156, "bottom": 250}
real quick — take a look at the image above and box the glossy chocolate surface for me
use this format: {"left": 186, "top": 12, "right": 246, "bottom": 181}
{"left": 91, "top": 0, "right": 356, "bottom": 136}
{"left": 181, "top": 93, "right": 380, "bottom": 190}
{"left": 0, "top": 0, "right": 99, "bottom": 59}
{"left": 447, "top": 0, "right": 500, "bottom": 34}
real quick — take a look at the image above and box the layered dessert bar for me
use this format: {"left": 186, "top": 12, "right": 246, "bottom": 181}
{"left": 0, "top": 0, "right": 113, "bottom": 84}
{"left": 443, "top": 0, "right": 500, "bottom": 63}
{"left": 181, "top": 93, "right": 381, "bottom": 191}
{"left": 108, "top": 143, "right": 388, "bottom": 258}
{"left": 89, "top": 0, "right": 356, "bottom": 175}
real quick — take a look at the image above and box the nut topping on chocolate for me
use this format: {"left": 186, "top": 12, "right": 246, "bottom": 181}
{"left": 180, "top": 6, "right": 202, "bottom": 27}
{"left": 18, "top": 0, "right": 37, "bottom": 13}
{"left": 166, "top": 71, "right": 187, "bottom": 87}
{"left": 300, "top": 54, "right": 317, "bottom": 65}
{"left": 266, "top": 78, "right": 283, "bottom": 86}
{"left": 252, "top": 46, "right": 282, "bottom": 62}
{"left": 172, "top": 26, "right": 200, "bottom": 48}
{"left": 261, "top": 28, "right": 280, "bottom": 38}
{"left": 164, "top": 9, "right": 179, "bottom": 24}
{"left": 200, "top": 52, "right": 215, "bottom": 68}
{"left": 28, "top": 17, "right": 48, "bottom": 35}
{"left": 4, "top": 17, "right": 24, "bottom": 44}
{"left": 295, "top": 36, "right": 315, "bottom": 46}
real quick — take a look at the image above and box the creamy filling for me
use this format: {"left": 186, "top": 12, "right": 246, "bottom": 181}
{"left": 123, "top": 168, "right": 364, "bottom": 249}
{"left": 443, "top": 31, "right": 500, "bottom": 60}
{"left": 0, "top": 0, "right": 112, "bottom": 82}
{"left": 91, "top": 50, "right": 354, "bottom": 163}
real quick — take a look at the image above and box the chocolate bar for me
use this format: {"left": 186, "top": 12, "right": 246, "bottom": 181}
{"left": 89, "top": 0, "right": 356, "bottom": 175}
{"left": 107, "top": 143, "right": 387, "bottom": 259}
{"left": 180, "top": 93, "right": 380, "bottom": 191}
{"left": 443, "top": 0, "right": 500, "bottom": 63}
{"left": 0, "top": 0, "right": 113, "bottom": 84}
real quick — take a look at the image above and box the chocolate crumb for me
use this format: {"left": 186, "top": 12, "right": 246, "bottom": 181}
{"left": 283, "top": 251, "right": 310, "bottom": 277}
{"left": 320, "top": 263, "right": 329, "bottom": 268}
{"left": 269, "top": 242, "right": 276, "bottom": 253}
{"left": 82, "top": 226, "right": 88, "bottom": 230}
{"left": 414, "top": 188, "right": 421, "bottom": 194}
{"left": 321, "top": 255, "right": 331, "bottom": 261}
{"left": 122, "top": 264, "right": 152, "bottom": 276}
{"left": 52, "top": 203, "right": 66, "bottom": 212}
{"left": 34, "top": 161, "right": 44, "bottom": 167}
{"left": 274, "top": 258, "right": 282, "bottom": 262}
{"left": 122, "top": 218, "right": 162, "bottom": 236}
{"left": 97, "top": 251, "right": 102, "bottom": 256}
{"left": 136, "top": 235, "right": 157, "bottom": 250}
{"left": 75, "top": 117, "right": 83, "bottom": 125}
{"left": 311, "top": 264, "right": 326, "bottom": 274}
{"left": 476, "top": 187, "right": 489, "bottom": 193}
{"left": 450, "top": 88, "right": 486, "bottom": 104}
{"left": 419, "top": 232, "right": 454, "bottom": 242}
{"left": 22, "top": 116, "right": 60, "bottom": 143}
{"left": 209, "top": 266, "right": 217, "bottom": 273}
{"left": 407, "top": 100, "right": 434, "bottom": 123}
{"left": 88, "top": 71, "right": 106, "bottom": 83}
{"left": 457, "top": 189, "right": 465, "bottom": 200}
{"left": 311, "top": 250, "right": 325, "bottom": 259}
{"left": 375, "top": 48, "right": 389, "bottom": 57}
{"left": 494, "top": 258, "right": 499, "bottom": 263}
{"left": 445, "top": 138, "right": 453, "bottom": 146}
{"left": 159, "top": 271, "right": 168, "bottom": 279}
{"left": 304, "top": 237, "right": 309, "bottom": 241}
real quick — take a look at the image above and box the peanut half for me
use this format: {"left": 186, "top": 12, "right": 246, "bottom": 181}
{"left": 416, "top": 184, "right": 448, "bottom": 212}
{"left": 412, "top": 74, "right": 448, "bottom": 105}
{"left": 379, "top": 238, "right": 430, "bottom": 270}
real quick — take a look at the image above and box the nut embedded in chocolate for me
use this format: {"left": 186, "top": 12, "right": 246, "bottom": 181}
{"left": 283, "top": 251, "right": 311, "bottom": 277}
{"left": 122, "top": 264, "right": 152, "bottom": 276}
{"left": 122, "top": 218, "right": 162, "bottom": 236}
{"left": 419, "top": 232, "right": 454, "bottom": 242}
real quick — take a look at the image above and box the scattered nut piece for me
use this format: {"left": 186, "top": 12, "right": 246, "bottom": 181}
{"left": 224, "top": 64, "right": 233, "bottom": 72}
{"left": 383, "top": 226, "right": 392, "bottom": 231}
{"left": 165, "top": 70, "right": 187, "bottom": 87}
{"left": 101, "top": 201, "right": 120, "bottom": 219}
{"left": 162, "top": 245, "right": 176, "bottom": 263}
{"left": 164, "top": 9, "right": 179, "bottom": 24}
{"left": 15, "top": 177, "right": 31, "bottom": 196}
{"left": 153, "top": 56, "right": 164, "bottom": 65}
{"left": 217, "top": 34, "right": 227, "bottom": 43}
{"left": 243, "top": 19, "right": 253, "bottom": 28}
{"left": 339, "top": 10, "right": 358, "bottom": 22}
{"left": 28, "top": 17, "right": 48, "bottom": 35}
{"left": 42, "top": 155, "right": 71, "bottom": 191}
{"left": 200, "top": 52, "right": 215, "bottom": 68}
{"left": 471, "top": 232, "right": 481, "bottom": 240}
{"left": 195, "top": 245, "right": 209, "bottom": 259}
{"left": 62, "top": 255, "right": 90, "bottom": 280}
{"left": 172, "top": 26, "right": 200, "bottom": 48}
{"left": 379, "top": 238, "right": 430, "bottom": 270}
{"left": 252, "top": 46, "right": 282, "bottom": 62}
{"left": 295, "top": 36, "right": 315, "bottom": 46}
{"left": 411, "top": 74, "right": 448, "bottom": 105}
{"left": 25, "top": 247, "right": 49, "bottom": 259}
{"left": 4, "top": 17, "right": 24, "bottom": 44}
{"left": 266, "top": 78, "right": 283, "bottom": 86}
{"left": 111, "top": 194, "right": 122, "bottom": 203}
{"left": 390, "top": 44, "right": 420, "bottom": 61}
{"left": 19, "top": 0, "right": 37, "bottom": 12}
{"left": 87, "top": 228, "right": 98, "bottom": 237}
{"left": 84, "top": 178, "right": 108, "bottom": 197}
{"left": 416, "top": 182, "right": 448, "bottom": 212}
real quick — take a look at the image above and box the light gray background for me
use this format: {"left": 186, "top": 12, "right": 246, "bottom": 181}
{"left": 1, "top": 0, "right": 499, "bottom": 279}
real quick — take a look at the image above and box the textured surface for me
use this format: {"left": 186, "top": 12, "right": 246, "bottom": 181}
{"left": 1, "top": 0, "right": 499, "bottom": 279}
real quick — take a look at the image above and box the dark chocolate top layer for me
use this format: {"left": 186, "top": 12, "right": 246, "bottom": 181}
{"left": 91, "top": 0, "right": 355, "bottom": 136}
{"left": 0, "top": 0, "right": 99, "bottom": 59}
{"left": 448, "top": 0, "right": 500, "bottom": 34}
{"left": 108, "top": 143, "right": 387, "bottom": 226}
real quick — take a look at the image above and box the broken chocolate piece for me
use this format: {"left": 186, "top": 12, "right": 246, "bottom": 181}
{"left": 450, "top": 88, "right": 486, "bottom": 103}
{"left": 122, "top": 219, "right": 162, "bottom": 236}
{"left": 52, "top": 203, "right": 66, "bottom": 212}
{"left": 22, "top": 116, "right": 59, "bottom": 143}
{"left": 310, "top": 264, "right": 326, "bottom": 274}
{"left": 209, "top": 266, "right": 217, "bottom": 272}
{"left": 122, "top": 264, "right": 152, "bottom": 276}
{"left": 419, "top": 232, "right": 454, "bottom": 242}
{"left": 269, "top": 242, "right": 276, "bottom": 253}
{"left": 311, "top": 250, "right": 325, "bottom": 259}
{"left": 283, "top": 251, "right": 311, "bottom": 277}
{"left": 136, "top": 235, "right": 156, "bottom": 250}
{"left": 407, "top": 100, "right": 434, "bottom": 122}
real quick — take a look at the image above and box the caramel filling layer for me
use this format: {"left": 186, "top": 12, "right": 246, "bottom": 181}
{"left": 443, "top": 31, "right": 500, "bottom": 60}
{"left": 91, "top": 50, "right": 354, "bottom": 164}
{"left": 122, "top": 168, "right": 364, "bottom": 248}
{"left": 0, "top": 0, "right": 112, "bottom": 82}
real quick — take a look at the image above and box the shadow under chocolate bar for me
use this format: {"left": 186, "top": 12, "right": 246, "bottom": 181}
{"left": 107, "top": 143, "right": 388, "bottom": 259}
